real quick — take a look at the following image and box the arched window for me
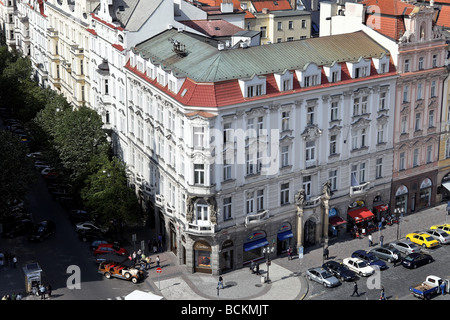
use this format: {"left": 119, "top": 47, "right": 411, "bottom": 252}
{"left": 420, "top": 23, "right": 425, "bottom": 40}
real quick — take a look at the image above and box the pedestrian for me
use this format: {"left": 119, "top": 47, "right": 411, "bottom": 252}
{"left": 440, "top": 282, "right": 446, "bottom": 295}
{"left": 218, "top": 276, "right": 224, "bottom": 289}
{"left": 287, "top": 247, "right": 292, "bottom": 260}
{"left": 368, "top": 234, "right": 373, "bottom": 247}
{"left": 137, "top": 248, "right": 142, "bottom": 257}
{"left": 255, "top": 262, "right": 260, "bottom": 275}
{"left": 152, "top": 239, "right": 158, "bottom": 253}
{"left": 145, "top": 256, "right": 151, "bottom": 270}
{"left": 250, "top": 260, "right": 255, "bottom": 274}
{"left": 47, "top": 284, "right": 52, "bottom": 298}
{"left": 379, "top": 235, "right": 384, "bottom": 247}
{"left": 351, "top": 282, "right": 359, "bottom": 297}
{"left": 323, "top": 246, "right": 329, "bottom": 260}
{"left": 156, "top": 255, "right": 160, "bottom": 268}
{"left": 39, "top": 284, "right": 46, "bottom": 300}
{"left": 12, "top": 255, "right": 17, "bottom": 268}
{"left": 132, "top": 251, "right": 137, "bottom": 263}
{"left": 380, "top": 287, "right": 386, "bottom": 300}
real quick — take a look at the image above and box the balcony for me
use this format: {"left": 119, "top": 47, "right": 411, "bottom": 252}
{"left": 245, "top": 210, "right": 268, "bottom": 225}
{"left": 304, "top": 196, "right": 321, "bottom": 208}
{"left": 350, "top": 182, "right": 370, "bottom": 196}
{"left": 155, "top": 194, "right": 164, "bottom": 208}
{"left": 185, "top": 223, "right": 215, "bottom": 235}
{"left": 166, "top": 203, "right": 176, "bottom": 216}
{"left": 305, "top": 159, "right": 317, "bottom": 168}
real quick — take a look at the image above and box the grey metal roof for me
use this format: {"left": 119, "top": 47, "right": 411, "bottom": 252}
{"left": 107, "top": 0, "right": 164, "bottom": 31}
{"left": 134, "top": 29, "right": 390, "bottom": 82}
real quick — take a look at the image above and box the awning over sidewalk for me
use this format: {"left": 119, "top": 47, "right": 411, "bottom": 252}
{"left": 373, "top": 204, "right": 388, "bottom": 212}
{"left": 442, "top": 181, "right": 450, "bottom": 192}
{"left": 244, "top": 238, "right": 269, "bottom": 251}
{"left": 329, "top": 216, "right": 347, "bottom": 227}
{"left": 277, "top": 230, "right": 294, "bottom": 241}
{"left": 347, "top": 207, "right": 374, "bottom": 223}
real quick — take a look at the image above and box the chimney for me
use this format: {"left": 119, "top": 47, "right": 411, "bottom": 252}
{"left": 221, "top": 0, "right": 234, "bottom": 13}
{"left": 262, "top": 8, "right": 269, "bottom": 14}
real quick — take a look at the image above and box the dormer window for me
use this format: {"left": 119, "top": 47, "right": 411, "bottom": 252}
{"left": 347, "top": 57, "right": 371, "bottom": 79}
{"left": 296, "top": 63, "right": 321, "bottom": 88}
{"left": 355, "top": 66, "right": 368, "bottom": 78}
{"left": 239, "top": 75, "right": 266, "bottom": 98}
{"left": 324, "top": 62, "right": 341, "bottom": 83}
{"left": 373, "top": 54, "right": 390, "bottom": 74}
{"left": 274, "top": 70, "right": 293, "bottom": 92}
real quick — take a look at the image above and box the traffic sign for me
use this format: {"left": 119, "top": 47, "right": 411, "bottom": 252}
{"left": 156, "top": 267, "right": 162, "bottom": 273}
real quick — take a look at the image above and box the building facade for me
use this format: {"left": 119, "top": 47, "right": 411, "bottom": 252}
{"left": 123, "top": 29, "right": 397, "bottom": 274}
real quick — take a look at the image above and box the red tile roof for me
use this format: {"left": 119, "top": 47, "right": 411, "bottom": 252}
{"left": 361, "top": 0, "right": 415, "bottom": 16}
{"left": 251, "top": 0, "right": 292, "bottom": 12}
{"left": 437, "top": 5, "right": 450, "bottom": 28}
{"left": 179, "top": 20, "right": 244, "bottom": 37}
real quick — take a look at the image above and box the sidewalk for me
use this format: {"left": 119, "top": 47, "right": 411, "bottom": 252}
{"left": 142, "top": 203, "right": 449, "bottom": 300}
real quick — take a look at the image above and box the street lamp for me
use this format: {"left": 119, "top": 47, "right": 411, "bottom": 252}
{"left": 394, "top": 207, "right": 404, "bottom": 240}
{"left": 262, "top": 245, "right": 275, "bottom": 283}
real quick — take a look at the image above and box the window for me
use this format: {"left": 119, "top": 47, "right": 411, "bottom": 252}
{"left": 282, "top": 111, "right": 290, "bottom": 131}
{"left": 303, "top": 176, "right": 312, "bottom": 198}
{"left": 224, "top": 122, "right": 233, "bottom": 144}
{"left": 377, "top": 124, "right": 385, "bottom": 144}
{"left": 417, "top": 83, "right": 423, "bottom": 100}
{"left": 196, "top": 202, "right": 208, "bottom": 222}
{"left": 418, "top": 57, "right": 424, "bottom": 70}
{"left": 429, "top": 110, "right": 435, "bottom": 128}
{"left": 329, "top": 135, "right": 337, "bottom": 155}
{"left": 431, "top": 81, "right": 436, "bottom": 97}
{"left": 287, "top": 37, "right": 294, "bottom": 42}
{"left": 403, "top": 85, "right": 409, "bottom": 102}
{"left": 427, "top": 145, "right": 432, "bottom": 163}
{"left": 331, "top": 71, "right": 339, "bottom": 83}
{"left": 280, "top": 183, "right": 290, "bottom": 205}
{"left": 288, "top": 21, "right": 294, "bottom": 29}
{"left": 194, "top": 164, "right": 205, "bottom": 185}
{"left": 282, "top": 79, "right": 291, "bottom": 91}
{"left": 361, "top": 128, "right": 367, "bottom": 147}
{"left": 223, "top": 158, "right": 232, "bottom": 181}
{"left": 307, "top": 106, "right": 315, "bottom": 125}
{"left": 351, "top": 164, "right": 358, "bottom": 186}
{"left": 246, "top": 192, "right": 254, "bottom": 214}
{"left": 104, "top": 79, "right": 109, "bottom": 95}
{"left": 401, "top": 116, "right": 407, "bottom": 134}
{"left": 260, "top": 26, "right": 267, "bottom": 38}
{"left": 413, "top": 149, "right": 419, "bottom": 167}
{"left": 415, "top": 113, "right": 421, "bottom": 131}
{"left": 329, "top": 170, "right": 338, "bottom": 191}
{"left": 257, "top": 116, "right": 264, "bottom": 136}
{"left": 330, "top": 101, "right": 339, "bottom": 121}
{"left": 246, "top": 152, "right": 256, "bottom": 175}
{"left": 193, "top": 127, "right": 205, "bottom": 148}
{"left": 432, "top": 55, "right": 437, "bottom": 68}
{"left": 446, "top": 139, "right": 450, "bottom": 159}
{"left": 277, "top": 22, "right": 282, "bottom": 31}
{"left": 355, "top": 66, "right": 368, "bottom": 78}
{"left": 281, "top": 145, "right": 289, "bottom": 167}
{"left": 399, "top": 152, "right": 405, "bottom": 171}
{"left": 361, "top": 96, "right": 368, "bottom": 114}
{"left": 247, "top": 84, "right": 263, "bottom": 97}
{"left": 301, "top": 20, "right": 307, "bottom": 28}
{"left": 304, "top": 75, "right": 318, "bottom": 87}
{"left": 247, "top": 118, "right": 255, "bottom": 139}
{"left": 257, "top": 189, "right": 264, "bottom": 211}
{"left": 376, "top": 158, "right": 383, "bottom": 179}
{"left": 223, "top": 197, "right": 232, "bottom": 220}
{"left": 305, "top": 141, "right": 315, "bottom": 161}
{"left": 359, "top": 163, "right": 366, "bottom": 183}
{"left": 404, "top": 59, "right": 410, "bottom": 72}
{"left": 379, "top": 92, "right": 387, "bottom": 110}
{"left": 352, "top": 130, "right": 358, "bottom": 150}
{"left": 353, "top": 98, "right": 360, "bottom": 116}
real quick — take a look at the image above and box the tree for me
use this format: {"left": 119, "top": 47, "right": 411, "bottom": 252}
{"left": 0, "top": 130, "right": 36, "bottom": 218}
{"left": 81, "top": 156, "right": 141, "bottom": 239}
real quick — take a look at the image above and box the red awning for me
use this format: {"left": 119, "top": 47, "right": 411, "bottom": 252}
{"left": 329, "top": 216, "right": 347, "bottom": 227}
{"left": 347, "top": 207, "right": 374, "bottom": 223}
{"left": 374, "top": 204, "right": 388, "bottom": 212}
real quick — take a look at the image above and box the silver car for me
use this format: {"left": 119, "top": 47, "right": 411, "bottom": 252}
{"left": 369, "top": 246, "right": 402, "bottom": 263}
{"left": 306, "top": 267, "right": 340, "bottom": 288}
{"left": 423, "top": 229, "right": 450, "bottom": 244}
{"left": 387, "top": 240, "right": 420, "bottom": 254}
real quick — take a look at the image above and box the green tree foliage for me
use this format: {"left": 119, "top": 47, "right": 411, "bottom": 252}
{"left": 81, "top": 156, "right": 141, "bottom": 236}
{"left": 0, "top": 130, "right": 36, "bottom": 217}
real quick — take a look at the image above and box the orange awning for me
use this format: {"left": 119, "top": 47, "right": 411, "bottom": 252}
{"left": 347, "top": 207, "right": 374, "bottom": 223}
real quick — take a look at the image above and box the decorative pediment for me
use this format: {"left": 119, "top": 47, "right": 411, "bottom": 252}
{"left": 376, "top": 114, "right": 389, "bottom": 125}
{"left": 301, "top": 125, "right": 322, "bottom": 141}
{"left": 351, "top": 117, "right": 371, "bottom": 128}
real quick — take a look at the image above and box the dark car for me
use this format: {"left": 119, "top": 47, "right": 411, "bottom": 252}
{"left": 322, "top": 260, "right": 356, "bottom": 281}
{"left": 2, "top": 219, "right": 33, "bottom": 238}
{"left": 401, "top": 252, "right": 433, "bottom": 269}
{"left": 351, "top": 250, "right": 388, "bottom": 270}
{"left": 68, "top": 209, "right": 92, "bottom": 225}
{"left": 78, "top": 229, "right": 107, "bottom": 243}
{"left": 28, "top": 220, "right": 56, "bottom": 242}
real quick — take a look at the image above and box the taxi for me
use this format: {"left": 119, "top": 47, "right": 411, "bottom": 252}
{"left": 430, "top": 224, "right": 450, "bottom": 235}
{"left": 405, "top": 232, "right": 440, "bottom": 248}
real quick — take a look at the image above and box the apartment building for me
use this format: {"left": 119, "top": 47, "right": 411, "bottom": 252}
{"left": 321, "top": 0, "right": 448, "bottom": 215}
{"left": 123, "top": 29, "right": 397, "bottom": 274}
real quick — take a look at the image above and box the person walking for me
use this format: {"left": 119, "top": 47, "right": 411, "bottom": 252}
{"left": 440, "top": 282, "right": 446, "bottom": 295}
{"left": 368, "top": 234, "right": 373, "bottom": 247}
{"left": 218, "top": 276, "right": 224, "bottom": 289}
{"left": 156, "top": 255, "right": 160, "bottom": 268}
{"left": 323, "top": 246, "right": 329, "bottom": 260}
{"left": 287, "top": 247, "right": 292, "bottom": 260}
{"left": 12, "top": 255, "right": 17, "bottom": 268}
{"left": 379, "top": 235, "right": 384, "bottom": 247}
{"left": 380, "top": 287, "right": 386, "bottom": 300}
{"left": 351, "top": 282, "right": 360, "bottom": 297}
{"left": 39, "top": 284, "right": 46, "bottom": 300}
{"left": 47, "top": 284, "right": 52, "bottom": 298}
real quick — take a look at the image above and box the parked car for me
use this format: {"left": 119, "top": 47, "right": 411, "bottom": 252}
{"left": 305, "top": 267, "right": 340, "bottom": 288}
{"left": 41, "top": 167, "right": 56, "bottom": 176}
{"left": 94, "top": 243, "right": 127, "bottom": 256}
{"left": 27, "top": 152, "right": 44, "bottom": 160}
{"left": 342, "top": 257, "right": 375, "bottom": 277}
{"left": 387, "top": 240, "right": 421, "bottom": 255}
{"left": 2, "top": 219, "right": 33, "bottom": 238}
{"left": 401, "top": 252, "right": 433, "bottom": 269}
{"left": 322, "top": 260, "right": 356, "bottom": 281}
{"left": 75, "top": 221, "right": 105, "bottom": 233}
{"left": 423, "top": 229, "right": 450, "bottom": 244}
{"left": 351, "top": 250, "right": 388, "bottom": 270}
{"left": 34, "top": 161, "right": 50, "bottom": 170}
{"left": 78, "top": 229, "right": 107, "bottom": 243}
{"left": 28, "top": 220, "right": 56, "bottom": 242}
{"left": 430, "top": 224, "right": 450, "bottom": 235}
{"left": 369, "top": 246, "right": 402, "bottom": 263}
{"left": 68, "top": 209, "right": 92, "bottom": 224}
{"left": 91, "top": 240, "right": 114, "bottom": 251}
{"left": 98, "top": 260, "right": 145, "bottom": 284}
{"left": 410, "top": 275, "right": 450, "bottom": 300}
{"left": 405, "top": 232, "right": 440, "bottom": 248}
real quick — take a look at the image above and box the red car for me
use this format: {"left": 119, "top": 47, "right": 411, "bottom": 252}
{"left": 94, "top": 243, "right": 128, "bottom": 256}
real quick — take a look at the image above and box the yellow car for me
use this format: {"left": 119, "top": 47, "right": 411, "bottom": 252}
{"left": 405, "top": 232, "right": 440, "bottom": 248}
{"left": 430, "top": 224, "right": 450, "bottom": 235}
